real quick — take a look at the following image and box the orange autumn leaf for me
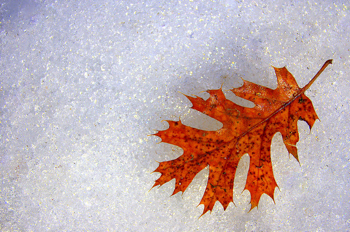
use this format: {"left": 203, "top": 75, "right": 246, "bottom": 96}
{"left": 152, "top": 60, "right": 332, "bottom": 216}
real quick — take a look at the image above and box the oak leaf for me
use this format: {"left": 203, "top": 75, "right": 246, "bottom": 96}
{"left": 152, "top": 60, "right": 332, "bottom": 216}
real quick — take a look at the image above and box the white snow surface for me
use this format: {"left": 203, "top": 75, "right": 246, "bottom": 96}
{"left": 1, "top": 0, "right": 349, "bottom": 231}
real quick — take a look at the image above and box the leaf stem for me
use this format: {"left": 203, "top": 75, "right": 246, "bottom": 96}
{"left": 300, "top": 59, "right": 333, "bottom": 93}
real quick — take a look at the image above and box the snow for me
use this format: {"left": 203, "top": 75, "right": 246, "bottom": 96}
{"left": 1, "top": 0, "right": 349, "bottom": 231}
